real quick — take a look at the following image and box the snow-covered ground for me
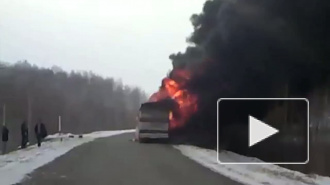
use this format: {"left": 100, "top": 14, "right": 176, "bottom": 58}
{"left": 2, "top": 129, "right": 329, "bottom": 185}
{"left": 175, "top": 145, "right": 330, "bottom": 185}
{"left": 0, "top": 130, "right": 134, "bottom": 185}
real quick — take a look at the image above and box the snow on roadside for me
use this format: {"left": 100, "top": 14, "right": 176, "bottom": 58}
{"left": 174, "top": 145, "right": 330, "bottom": 185}
{"left": 0, "top": 129, "right": 134, "bottom": 185}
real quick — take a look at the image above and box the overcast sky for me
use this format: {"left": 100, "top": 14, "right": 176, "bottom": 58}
{"left": 0, "top": 0, "right": 205, "bottom": 94}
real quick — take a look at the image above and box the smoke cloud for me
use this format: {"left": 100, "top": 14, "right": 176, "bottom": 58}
{"left": 168, "top": 0, "right": 330, "bottom": 147}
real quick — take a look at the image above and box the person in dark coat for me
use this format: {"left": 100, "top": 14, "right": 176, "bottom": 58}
{"left": 34, "top": 120, "right": 42, "bottom": 147}
{"left": 1, "top": 125, "right": 9, "bottom": 154}
{"left": 21, "top": 121, "right": 29, "bottom": 149}
{"left": 34, "top": 120, "right": 47, "bottom": 147}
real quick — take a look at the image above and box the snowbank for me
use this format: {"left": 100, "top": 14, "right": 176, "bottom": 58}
{"left": 175, "top": 145, "right": 330, "bottom": 185}
{"left": 0, "top": 129, "right": 134, "bottom": 185}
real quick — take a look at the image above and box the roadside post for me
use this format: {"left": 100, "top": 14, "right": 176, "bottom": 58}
{"left": 59, "top": 116, "right": 62, "bottom": 141}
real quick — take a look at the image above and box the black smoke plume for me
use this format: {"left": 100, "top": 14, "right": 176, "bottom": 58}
{"left": 169, "top": 0, "right": 330, "bottom": 148}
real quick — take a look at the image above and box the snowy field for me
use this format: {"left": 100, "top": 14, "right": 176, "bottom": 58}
{"left": 0, "top": 130, "right": 134, "bottom": 185}
{"left": 175, "top": 145, "right": 330, "bottom": 185}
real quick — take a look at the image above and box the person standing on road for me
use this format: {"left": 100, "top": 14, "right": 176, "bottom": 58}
{"left": 34, "top": 120, "right": 47, "bottom": 147}
{"left": 34, "top": 120, "right": 43, "bottom": 147}
{"left": 21, "top": 121, "right": 29, "bottom": 149}
{"left": 1, "top": 125, "right": 9, "bottom": 154}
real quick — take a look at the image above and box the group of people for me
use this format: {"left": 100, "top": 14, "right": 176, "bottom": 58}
{"left": 1, "top": 120, "right": 48, "bottom": 154}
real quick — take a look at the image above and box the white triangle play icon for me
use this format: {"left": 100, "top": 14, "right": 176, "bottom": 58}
{"left": 249, "top": 115, "right": 279, "bottom": 147}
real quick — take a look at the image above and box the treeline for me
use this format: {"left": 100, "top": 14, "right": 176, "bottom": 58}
{"left": 0, "top": 61, "right": 147, "bottom": 136}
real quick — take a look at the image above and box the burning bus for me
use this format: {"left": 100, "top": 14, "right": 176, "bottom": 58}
{"left": 135, "top": 69, "right": 198, "bottom": 143}
{"left": 135, "top": 100, "right": 174, "bottom": 142}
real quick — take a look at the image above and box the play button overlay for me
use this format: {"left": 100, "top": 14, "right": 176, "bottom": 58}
{"left": 217, "top": 98, "right": 309, "bottom": 165}
{"left": 249, "top": 116, "right": 279, "bottom": 147}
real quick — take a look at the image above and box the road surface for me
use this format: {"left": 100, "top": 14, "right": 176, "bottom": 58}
{"left": 21, "top": 133, "right": 241, "bottom": 185}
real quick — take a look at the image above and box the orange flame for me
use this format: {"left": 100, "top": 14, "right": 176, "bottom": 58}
{"left": 149, "top": 69, "right": 198, "bottom": 129}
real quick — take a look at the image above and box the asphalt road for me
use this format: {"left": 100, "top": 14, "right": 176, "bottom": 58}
{"left": 21, "top": 133, "right": 241, "bottom": 185}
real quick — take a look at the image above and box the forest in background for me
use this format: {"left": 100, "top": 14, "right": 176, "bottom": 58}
{"left": 0, "top": 60, "right": 147, "bottom": 151}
